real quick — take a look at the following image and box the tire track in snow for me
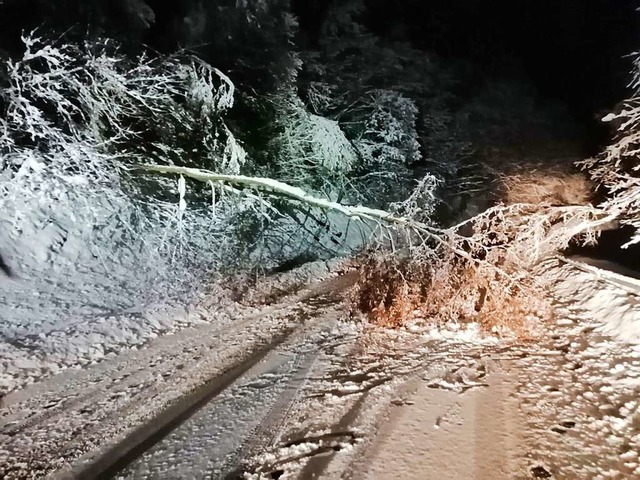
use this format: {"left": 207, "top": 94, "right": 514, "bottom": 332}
{"left": 114, "top": 295, "right": 349, "bottom": 480}
{"left": 0, "top": 273, "right": 356, "bottom": 479}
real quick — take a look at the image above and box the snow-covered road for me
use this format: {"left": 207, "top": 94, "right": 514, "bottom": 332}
{"left": 118, "top": 297, "right": 346, "bottom": 479}
{"left": 0, "top": 268, "right": 357, "bottom": 479}
{"left": 1, "top": 258, "right": 639, "bottom": 479}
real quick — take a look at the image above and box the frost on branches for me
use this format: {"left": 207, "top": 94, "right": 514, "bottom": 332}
{"left": 351, "top": 90, "right": 421, "bottom": 204}
{"left": 0, "top": 32, "right": 262, "bottom": 391}
{"left": 0, "top": 32, "right": 249, "bottom": 303}
{"left": 269, "top": 96, "right": 357, "bottom": 192}
{"left": 582, "top": 52, "right": 640, "bottom": 247}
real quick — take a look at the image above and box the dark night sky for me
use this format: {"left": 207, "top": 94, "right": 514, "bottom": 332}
{"left": 296, "top": 0, "right": 639, "bottom": 131}
{"left": 390, "top": 0, "right": 638, "bottom": 118}
{"left": 2, "top": 0, "right": 638, "bottom": 137}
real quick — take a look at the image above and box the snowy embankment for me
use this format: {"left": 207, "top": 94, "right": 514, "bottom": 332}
{"left": 0, "top": 185, "right": 341, "bottom": 396}
{"left": 547, "top": 256, "right": 640, "bottom": 344}
{"left": 0, "top": 193, "right": 219, "bottom": 394}
{"left": 0, "top": 160, "right": 269, "bottom": 394}
{"left": 0, "top": 35, "right": 246, "bottom": 395}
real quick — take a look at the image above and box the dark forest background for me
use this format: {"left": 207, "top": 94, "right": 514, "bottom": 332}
{"left": 0, "top": 0, "right": 639, "bottom": 270}
{"left": 2, "top": 0, "right": 637, "bottom": 148}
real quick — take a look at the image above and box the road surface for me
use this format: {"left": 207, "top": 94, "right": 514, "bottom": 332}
{"left": 0, "top": 258, "right": 639, "bottom": 479}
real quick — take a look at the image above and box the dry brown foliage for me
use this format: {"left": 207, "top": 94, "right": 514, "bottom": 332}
{"left": 497, "top": 166, "right": 592, "bottom": 206}
{"left": 476, "top": 142, "right": 594, "bottom": 208}
{"left": 346, "top": 134, "right": 614, "bottom": 336}
{"left": 349, "top": 198, "right": 611, "bottom": 336}
{"left": 351, "top": 249, "right": 553, "bottom": 337}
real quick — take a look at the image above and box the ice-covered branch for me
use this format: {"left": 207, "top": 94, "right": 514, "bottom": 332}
{"left": 142, "top": 164, "right": 410, "bottom": 225}
{"left": 142, "top": 164, "right": 613, "bottom": 269}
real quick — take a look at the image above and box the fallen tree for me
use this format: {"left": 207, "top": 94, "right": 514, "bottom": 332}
{"left": 142, "top": 163, "right": 615, "bottom": 335}
{"left": 5, "top": 30, "right": 632, "bottom": 336}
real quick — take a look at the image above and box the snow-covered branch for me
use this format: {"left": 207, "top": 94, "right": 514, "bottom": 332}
{"left": 581, "top": 52, "right": 640, "bottom": 246}
{"left": 141, "top": 164, "right": 409, "bottom": 225}
{"left": 142, "top": 164, "right": 612, "bottom": 268}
